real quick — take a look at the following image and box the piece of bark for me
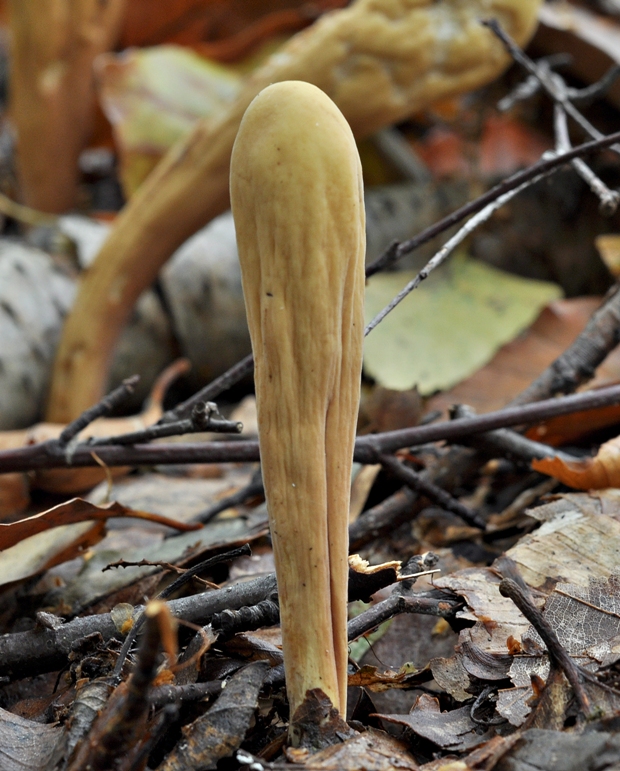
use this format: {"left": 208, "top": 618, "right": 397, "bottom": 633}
{"left": 159, "top": 660, "right": 269, "bottom": 771}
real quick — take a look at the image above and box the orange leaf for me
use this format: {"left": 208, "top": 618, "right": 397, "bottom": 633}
{"left": 479, "top": 114, "right": 551, "bottom": 178}
{"left": 532, "top": 435, "right": 620, "bottom": 489}
{"left": 526, "top": 402, "right": 620, "bottom": 447}
{"left": 119, "top": 1, "right": 346, "bottom": 61}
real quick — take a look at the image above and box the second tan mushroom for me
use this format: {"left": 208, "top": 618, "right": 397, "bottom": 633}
{"left": 46, "top": 0, "right": 542, "bottom": 422}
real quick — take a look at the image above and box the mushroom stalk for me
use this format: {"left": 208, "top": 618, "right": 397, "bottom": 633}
{"left": 230, "top": 81, "right": 365, "bottom": 721}
{"left": 8, "top": 0, "right": 125, "bottom": 212}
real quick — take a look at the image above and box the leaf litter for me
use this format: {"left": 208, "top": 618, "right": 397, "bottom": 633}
{"left": 6, "top": 2, "right": 620, "bottom": 769}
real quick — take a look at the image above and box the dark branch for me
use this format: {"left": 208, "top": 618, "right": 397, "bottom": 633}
{"left": 58, "top": 375, "right": 139, "bottom": 447}
{"left": 378, "top": 452, "right": 484, "bottom": 529}
{"left": 364, "top": 128, "right": 620, "bottom": 276}
{"left": 159, "top": 353, "right": 255, "bottom": 425}
{"left": 4, "top": 384, "right": 620, "bottom": 473}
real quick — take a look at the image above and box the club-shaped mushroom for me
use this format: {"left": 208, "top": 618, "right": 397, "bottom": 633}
{"left": 230, "top": 81, "right": 365, "bottom": 731}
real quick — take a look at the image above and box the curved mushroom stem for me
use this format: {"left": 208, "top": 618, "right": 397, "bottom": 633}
{"left": 46, "top": 0, "right": 541, "bottom": 422}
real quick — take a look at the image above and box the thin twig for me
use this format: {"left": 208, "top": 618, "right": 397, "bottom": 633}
{"left": 69, "top": 601, "right": 168, "bottom": 771}
{"left": 347, "top": 593, "right": 462, "bottom": 641}
{"left": 0, "top": 572, "right": 279, "bottom": 680}
{"left": 366, "top": 43, "right": 620, "bottom": 333}
{"left": 5, "top": 383, "right": 620, "bottom": 472}
{"left": 349, "top": 488, "right": 418, "bottom": 551}
{"left": 57, "top": 375, "right": 139, "bottom": 447}
{"left": 497, "top": 54, "right": 573, "bottom": 112}
{"left": 149, "top": 681, "right": 222, "bottom": 707}
{"left": 214, "top": 589, "right": 460, "bottom": 644}
{"left": 364, "top": 168, "right": 554, "bottom": 334}
{"left": 450, "top": 404, "right": 573, "bottom": 463}
{"left": 159, "top": 353, "right": 254, "bottom": 425}
{"left": 373, "top": 127, "right": 431, "bottom": 183}
{"left": 484, "top": 19, "right": 620, "bottom": 158}
{"left": 112, "top": 544, "right": 251, "bottom": 678}
{"left": 357, "top": 383, "right": 620, "bottom": 461}
{"left": 193, "top": 466, "right": 263, "bottom": 524}
{"left": 567, "top": 64, "right": 620, "bottom": 105}
{"left": 88, "top": 402, "right": 242, "bottom": 446}
{"left": 364, "top": 128, "right": 620, "bottom": 276}
{"left": 553, "top": 97, "right": 619, "bottom": 214}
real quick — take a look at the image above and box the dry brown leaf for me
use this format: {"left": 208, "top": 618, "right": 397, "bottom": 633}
{"left": 413, "top": 114, "right": 551, "bottom": 180}
{"left": 528, "top": 575, "right": 620, "bottom": 666}
{"left": 427, "top": 295, "right": 620, "bottom": 446}
{"left": 527, "top": 402, "right": 620, "bottom": 448}
{"left": 596, "top": 234, "right": 620, "bottom": 278}
{"left": 437, "top": 492, "right": 620, "bottom": 726}
{"left": 0, "top": 521, "right": 107, "bottom": 589}
{"left": 87, "top": 469, "right": 255, "bottom": 524}
{"left": 119, "top": 1, "right": 345, "bottom": 58}
{"left": 426, "top": 298, "right": 601, "bottom": 416}
{"left": 376, "top": 693, "right": 492, "bottom": 752}
{"left": 0, "top": 473, "right": 30, "bottom": 520}
{"left": 348, "top": 664, "right": 411, "bottom": 691}
{"left": 285, "top": 727, "right": 418, "bottom": 770}
{"left": 0, "top": 497, "right": 200, "bottom": 551}
{"left": 159, "top": 660, "right": 268, "bottom": 770}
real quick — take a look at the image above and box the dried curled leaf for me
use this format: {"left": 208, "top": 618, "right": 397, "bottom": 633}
{"left": 532, "top": 435, "right": 620, "bottom": 489}
{"left": 0, "top": 498, "right": 201, "bottom": 551}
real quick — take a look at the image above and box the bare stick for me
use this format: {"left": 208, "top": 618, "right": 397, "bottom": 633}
{"left": 497, "top": 54, "right": 572, "bottom": 111}
{"left": 499, "top": 577, "right": 591, "bottom": 717}
{"left": 0, "top": 573, "right": 278, "bottom": 680}
{"left": 58, "top": 376, "right": 139, "bottom": 446}
{"left": 159, "top": 353, "right": 255, "bottom": 425}
{"left": 347, "top": 593, "right": 462, "bottom": 641}
{"left": 358, "top": 383, "right": 620, "bottom": 460}
{"left": 364, "top": 169, "right": 553, "bottom": 334}
{"left": 112, "top": 544, "right": 251, "bottom": 679}
{"left": 484, "top": 18, "right": 620, "bottom": 156}
{"left": 4, "top": 384, "right": 620, "bottom": 473}
{"left": 553, "top": 98, "right": 619, "bottom": 214}
{"left": 88, "top": 402, "right": 242, "bottom": 446}
{"left": 365, "top": 128, "right": 620, "bottom": 277}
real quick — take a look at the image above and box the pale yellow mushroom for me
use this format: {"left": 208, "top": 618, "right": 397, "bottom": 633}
{"left": 230, "top": 81, "right": 365, "bottom": 725}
